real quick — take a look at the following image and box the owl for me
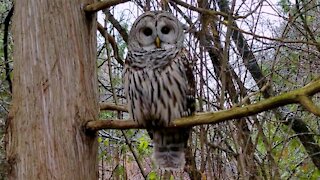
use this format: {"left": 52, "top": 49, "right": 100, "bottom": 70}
{"left": 124, "top": 11, "right": 195, "bottom": 170}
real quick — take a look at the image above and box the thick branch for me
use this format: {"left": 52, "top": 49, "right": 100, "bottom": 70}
{"left": 83, "top": 0, "right": 129, "bottom": 13}
{"left": 87, "top": 78, "right": 320, "bottom": 131}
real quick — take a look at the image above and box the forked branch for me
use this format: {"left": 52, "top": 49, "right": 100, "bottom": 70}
{"left": 86, "top": 78, "right": 320, "bottom": 131}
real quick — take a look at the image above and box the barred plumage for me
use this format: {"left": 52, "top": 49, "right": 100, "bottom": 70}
{"left": 124, "top": 11, "right": 195, "bottom": 170}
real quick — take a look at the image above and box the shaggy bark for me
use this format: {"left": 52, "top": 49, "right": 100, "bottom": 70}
{"left": 6, "top": 0, "right": 99, "bottom": 179}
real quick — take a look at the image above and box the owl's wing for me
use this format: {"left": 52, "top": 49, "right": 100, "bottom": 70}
{"left": 181, "top": 49, "right": 196, "bottom": 116}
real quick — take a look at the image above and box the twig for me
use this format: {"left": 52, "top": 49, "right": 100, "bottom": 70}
{"left": 121, "top": 131, "right": 147, "bottom": 179}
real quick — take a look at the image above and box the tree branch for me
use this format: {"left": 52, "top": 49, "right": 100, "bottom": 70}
{"left": 170, "top": 0, "right": 229, "bottom": 18}
{"left": 83, "top": 0, "right": 129, "bottom": 13}
{"left": 100, "top": 102, "right": 128, "bottom": 112}
{"left": 87, "top": 78, "right": 320, "bottom": 131}
{"left": 87, "top": 119, "right": 138, "bottom": 130}
{"left": 97, "top": 23, "right": 124, "bottom": 65}
{"left": 104, "top": 10, "right": 129, "bottom": 43}
{"left": 297, "top": 95, "right": 320, "bottom": 116}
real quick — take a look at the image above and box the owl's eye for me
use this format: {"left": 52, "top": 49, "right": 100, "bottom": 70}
{"left": 161, "top": 26, "right": 171, "bottom": 34}
{"left": 143, "top": 28, "right": 153, "bottom": 36}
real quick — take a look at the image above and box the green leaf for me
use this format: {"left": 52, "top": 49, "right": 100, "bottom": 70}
{"left": 137, "top": 136, "right": 150, "bottom": 155}
{"left": 147, "top": 171, "right": 158, "bottom": 180}
{"left": 97, "top": 137, "right": 103, "bottom": 143}
{"left": 103, "top": 139, "right": 109, "bottom": 146}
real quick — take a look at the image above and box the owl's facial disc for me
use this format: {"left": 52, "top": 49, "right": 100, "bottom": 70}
{"left": 128, "top": 12, "right": 184, "bottom": 51}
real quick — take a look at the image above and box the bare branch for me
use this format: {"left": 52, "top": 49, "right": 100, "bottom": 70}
{"left": 100, "top": 102, "right": 128, "bottom": 112}
{"left": 83, "top": 0, "right": 129, "bottom": 13}
{"left": 86, "top": 119, "right": 138, "bottom": 131}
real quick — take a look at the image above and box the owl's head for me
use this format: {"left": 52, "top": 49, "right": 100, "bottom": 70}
{"left": 128, "top": 11, "right": 184, "bottom": 51}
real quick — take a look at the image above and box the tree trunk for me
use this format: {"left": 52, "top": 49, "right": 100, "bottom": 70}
{"left": 6, "top": 0, "right": 98, "bottom": 179}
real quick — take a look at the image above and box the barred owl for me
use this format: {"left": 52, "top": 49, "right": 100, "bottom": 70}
{"left": 124, "top": 11, "right": 195, "bottom": 170}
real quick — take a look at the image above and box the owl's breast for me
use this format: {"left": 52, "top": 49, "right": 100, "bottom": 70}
{"left": 124, "top": 55, "right": 188, "bottom": 127}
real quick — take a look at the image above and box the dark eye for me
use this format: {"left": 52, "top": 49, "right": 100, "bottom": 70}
{"left": 161, "top": 26, "right": 170, "bottom": 34}
{"left": 143, "top": 27, "right": 153, "bottom": 36}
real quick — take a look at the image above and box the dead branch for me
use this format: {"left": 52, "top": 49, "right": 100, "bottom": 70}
{"left": 86, "top": 78, "right": 320, "bottom": 131}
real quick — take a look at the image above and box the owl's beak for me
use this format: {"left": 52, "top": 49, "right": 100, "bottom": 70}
{"left": 155, "top": 36, "right": 161, "bottom": 48}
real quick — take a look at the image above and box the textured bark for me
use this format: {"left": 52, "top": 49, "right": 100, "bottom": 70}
{"left": 6, "top": 0, "right": 98, "bottom": 179}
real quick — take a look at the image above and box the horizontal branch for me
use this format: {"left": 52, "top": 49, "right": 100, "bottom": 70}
{"left": 86, "top": 78, "right": 320, "bottom": 131}
{"left": 87, "top": 119, "right": 139, "bottom": 130}
{"left": 100, "top": 102, "right": 128, "bottom": 112}
{"left": 83, "top": 0, "right": 129, "bottom": 13}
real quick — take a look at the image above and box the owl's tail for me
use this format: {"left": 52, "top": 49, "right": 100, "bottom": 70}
{"left": 152, "top": 128, "right": 190, "bottom": 170}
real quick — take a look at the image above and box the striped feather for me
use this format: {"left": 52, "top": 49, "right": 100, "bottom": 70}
{"left": 124, "top": 47, "right": 195, "bottom": 169}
